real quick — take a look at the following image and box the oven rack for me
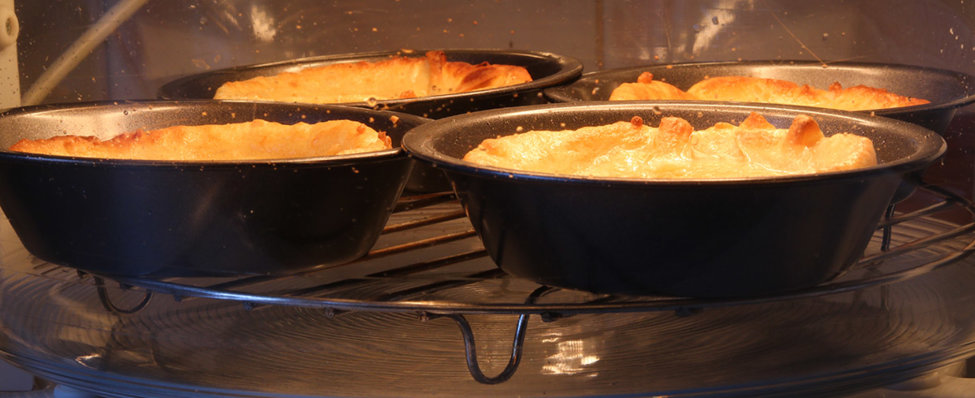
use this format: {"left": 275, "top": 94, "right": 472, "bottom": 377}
{"left": 19, "top": 182, "right": 975, "bottom": 386}
{"left": 70, "top": 182, "right": 975, "bottom": 318}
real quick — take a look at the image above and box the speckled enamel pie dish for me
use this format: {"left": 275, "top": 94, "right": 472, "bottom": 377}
{"left": 0, "top": 100, "right": 428, "bottom": 278}
{"left": 402, "top": 101, "right": 946, "bottom": 298}
{"left": 160, "top": 49, "right": 582, "bottom": 192}
{"left": 544, "top": 61, "right": 975, "bottom": 134}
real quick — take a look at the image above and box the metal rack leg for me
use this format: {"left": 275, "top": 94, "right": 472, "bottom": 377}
{"left": 446, "top": 313, "right": 529, "bottom": 385}
{"left": 92, "top": 276, "right": 152, "bottom": 315}
{"left": 438, "top": 286, "right": 553, "bottom": 384}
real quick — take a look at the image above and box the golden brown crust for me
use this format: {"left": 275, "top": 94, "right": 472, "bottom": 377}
{"left": 214, "top": 56, "right": 431, "bottom": 103}
{"left": 608, "top": 72, "right": 696, "bottom": 101}
{"left": 610, "top": 74, "right": 929, "bottom": 111}
{"left": 9, "top": 119, "right": 392, "bottom": 161}
{"left": 462, "top": 113, "right": 877, "bottom": 179}
{"left": 214, "top": 51, "right": 533, "bottom": 104}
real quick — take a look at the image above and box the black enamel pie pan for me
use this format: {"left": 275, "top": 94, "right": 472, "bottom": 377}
{"left": 0, "top": 100, "right": 428, "bottom": 278}
{"left": 544, "top": 61, "right": 975, "bottom": 134}
{"left": 159, "top": 49, "right": 583, "bottom": 192}
{"left": 402, "top": 102, "right": 946, "bottom": 298}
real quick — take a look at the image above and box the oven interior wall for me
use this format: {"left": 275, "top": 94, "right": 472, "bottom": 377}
{"left": 13, "top": 0, "right": 975, "bottom": 104}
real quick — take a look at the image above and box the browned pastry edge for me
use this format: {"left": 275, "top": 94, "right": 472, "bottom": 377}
{"left": 214, "top": 51, "right": 533, "bottom": 103}
{"left": 609, "top": 72, "right": 930, "bottom": 111}
{"left": 9, "top": 119, "right": 392, "bottom": 161}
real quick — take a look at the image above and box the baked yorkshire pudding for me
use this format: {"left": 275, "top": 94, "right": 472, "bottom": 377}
{"left": 213, "top": 50, "right": 533, "bottom": 104}
{"left": 9, "top": 119, "right": 392, "bottom": 161}
{"left": 610, "top": 72, "right": 929, "bottom": 111}
{"left": 543, "top": 61, "right": 975, "bottom": 134}
{"left": 463, "top": 112, "right": 877, "bottom": 179}
{"left": 402, "top": 102, "right": 946, "bottom": 297}
{"left": 0, "top": 100, "right": 426, "bottom": 278}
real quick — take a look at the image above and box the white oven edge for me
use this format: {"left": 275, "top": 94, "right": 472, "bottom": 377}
{"left": 0, "top": 0, "right": 18, "bottom": 110}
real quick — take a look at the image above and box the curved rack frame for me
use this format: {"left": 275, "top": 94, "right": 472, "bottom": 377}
{"left": 92, "top": 183, "right": 975, "bottom": 317}
{"left": 34, "top": 183, "right": 975, "bottom": 386}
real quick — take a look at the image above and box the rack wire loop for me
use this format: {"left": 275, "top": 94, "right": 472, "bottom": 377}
{"left": 442, "top": 287, "right": 550, "bottom": 384}
{"left": 94, "top": 276, "right": 152, "bottom": 315}
{"left": 447, "top": 312, "right": 529, "bottom": 385}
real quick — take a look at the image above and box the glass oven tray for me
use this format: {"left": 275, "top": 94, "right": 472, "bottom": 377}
{"left": 1, "top": 184, "right": 975, "bottom": 397}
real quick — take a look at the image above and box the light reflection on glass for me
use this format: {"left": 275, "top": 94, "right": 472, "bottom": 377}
{"left": 74, "top": 354, "right": 101, "bottom": 367}
{"left": 691, "top": 1, "right": 743, "bottom": 55}
{"left": 249, "top": 4, "right": 277, "bottom": 42}
{"left": 542, "top": 339, "right": 600, "bottom": 376}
